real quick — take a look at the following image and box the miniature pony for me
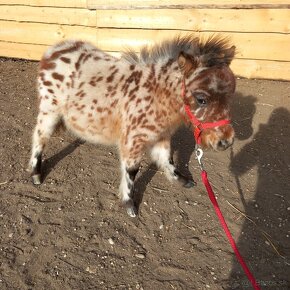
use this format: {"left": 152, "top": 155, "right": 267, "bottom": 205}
{"left": 29, "top": 35, "right": 236, "bottom": 217}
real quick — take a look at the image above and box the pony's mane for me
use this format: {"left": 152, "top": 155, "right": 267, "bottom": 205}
{"left": 122, "top": 35, "right": 234, "bottom": 66}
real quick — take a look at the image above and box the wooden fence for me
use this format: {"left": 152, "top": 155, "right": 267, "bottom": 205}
{"left": 0, "top": 0, "right": 289, "bottom": 80}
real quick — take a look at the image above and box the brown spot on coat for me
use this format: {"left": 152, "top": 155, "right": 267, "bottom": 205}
{"left": 77, "top": 104, "right": 86, "bottom": 111}
{"left": 60, "top": 57, "right": 71, "bottom": 63}
{"left": 78, "top": 82, "right": 85, "bottom": 89}
{"left": 75, "top": 53, "right": 86, "bottom": 71}
{"left": 106, "top": 68, "right": 119, "bottom": 83}
{"left": 143, "top": 125, "right": 156, "bottom": 131}
{"left": 137, "top": 113, "right": 146, "bottom": 124}
{"left": 111, "top": 99, "right": 118, "bottom": 108}
{"left": 83, "top": 54, "right": 92, "bottom": 64}
{"left": 89, "top": 80, "right": 96, "bottom": 87}
{"left": 52, "top": 72, "right": 64, "bottom": 82}
{"left": 40, "top": 60, "right": 56, "bottom": 70}
{"left": 47, "top": 41, "right": 83, "bottom": 62}
{"left": 43, "top": 81, "right": 52, "bottom": 86}
{"left": 76, "top": 90, "right": 84, "bottom": 97}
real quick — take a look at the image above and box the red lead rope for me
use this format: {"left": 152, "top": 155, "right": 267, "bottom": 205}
{"left": 182, "top": 80, "right": 261, "bottom": 290}
{"left": 201, "top": 170, "right": 261, "bottom": 290}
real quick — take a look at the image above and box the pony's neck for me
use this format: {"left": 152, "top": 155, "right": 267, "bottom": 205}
{"left": 153, "top": 60, "right": 186, "bottom": 128}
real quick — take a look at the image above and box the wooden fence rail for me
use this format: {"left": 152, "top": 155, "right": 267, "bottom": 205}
{"left": 0, "top": 0, "right": 289, "bottom": 80}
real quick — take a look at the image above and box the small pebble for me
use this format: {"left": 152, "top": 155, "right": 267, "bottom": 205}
{"left": 135, "top": 253, "right": 145, "bottom": 259}
{"left": 85, "top": 266, "right": 96, "bottom": 274}
{"left": 108, "top": 238, "right": 114, "bottom": 245}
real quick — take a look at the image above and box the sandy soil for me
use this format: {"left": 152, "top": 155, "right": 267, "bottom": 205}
{"left": 0, "top": 58, "right": 289, "bottom": 290}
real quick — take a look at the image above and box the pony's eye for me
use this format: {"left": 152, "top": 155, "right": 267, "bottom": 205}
{"left": 193, "top": 93, "right": 207, "bottom": 106}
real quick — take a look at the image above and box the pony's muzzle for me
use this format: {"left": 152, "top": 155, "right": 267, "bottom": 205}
{"left": 200, "top": 125, "right": 235, "bottom": 151}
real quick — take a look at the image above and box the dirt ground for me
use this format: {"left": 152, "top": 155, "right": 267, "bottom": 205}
{"left": 0, "top": 58, "right": 289, "bottom": 290}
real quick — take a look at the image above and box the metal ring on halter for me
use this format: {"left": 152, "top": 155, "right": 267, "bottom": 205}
{"left": 195, "top": 147, "right": 204, "bottom": 170}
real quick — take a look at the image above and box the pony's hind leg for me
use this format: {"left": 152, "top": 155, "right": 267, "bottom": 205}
{"left": 29, "top": 111, "right": 61, "bottom": 184}
{"left": 150, "top": 139, "right": 196, "bottom": 188}
{"left": 119, "top": 159, "right": 140, "bottom": 217}
{"left": 119, "top": 135, "right": 147, "bottom": 217}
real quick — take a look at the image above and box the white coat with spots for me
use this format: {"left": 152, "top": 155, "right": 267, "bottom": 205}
{"left": 29, "top": 36, "right": 236, "bottom": 217}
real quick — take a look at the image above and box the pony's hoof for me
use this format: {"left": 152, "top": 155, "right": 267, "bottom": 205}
{"left": 122, "top": 199, "right": 138, "bottom": 217}
{"left": 32, "top": 174, "right": 42, "bottom": 185}
{"left": 183, "top": 180, "right": 196, "bottom": 188}
{"left": 127, "top": 206, "right": 137, "bottom": 218}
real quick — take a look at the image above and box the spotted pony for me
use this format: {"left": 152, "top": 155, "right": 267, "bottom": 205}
{"left": 29, "top": 35, "right": 236, "bottom": 217}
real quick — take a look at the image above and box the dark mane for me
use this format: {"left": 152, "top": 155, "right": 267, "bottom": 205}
{"left": 122, "top": 34, "right": 235, "bottom": 66}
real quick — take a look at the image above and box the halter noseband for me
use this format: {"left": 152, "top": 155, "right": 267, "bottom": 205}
{"left": 181, "top": 80, "right": 231, "bottom": 145}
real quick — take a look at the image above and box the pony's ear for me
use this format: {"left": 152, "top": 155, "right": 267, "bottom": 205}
{"left": 201, "top": 45, "right": 236, "bottom": 67}
{"left": 222, "top": 45, "right": 236, "bottom": 65}
{"left": 178, "top": 52, "right": 198, "bottom": 76}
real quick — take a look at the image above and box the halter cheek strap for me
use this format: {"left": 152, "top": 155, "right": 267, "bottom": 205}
{"left": 181, "top": 80, "right": 231, "bottom": 145}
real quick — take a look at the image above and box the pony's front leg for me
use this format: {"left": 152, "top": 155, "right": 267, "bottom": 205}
{"left": 150, "top": 139, "right": 195, "bottom": 188}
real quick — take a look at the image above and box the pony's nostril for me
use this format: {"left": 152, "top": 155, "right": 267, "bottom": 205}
{"left": 218, "top": 140, "right": 230, "bottom": 149}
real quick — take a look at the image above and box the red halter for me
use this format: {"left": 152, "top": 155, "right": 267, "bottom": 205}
{"left": 181, "top": 80, "right": 231, "bottom": 145}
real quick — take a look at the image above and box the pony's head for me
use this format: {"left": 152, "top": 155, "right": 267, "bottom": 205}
{"left": 178, "top": 36, "right": 236, "bottom": 151}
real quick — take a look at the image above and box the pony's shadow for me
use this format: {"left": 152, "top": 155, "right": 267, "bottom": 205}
{"left": 42, "top": 139, "right": 85, "bottom": 181}
{"left": 134, "top": 163, "right": 158, "bottom": 211}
